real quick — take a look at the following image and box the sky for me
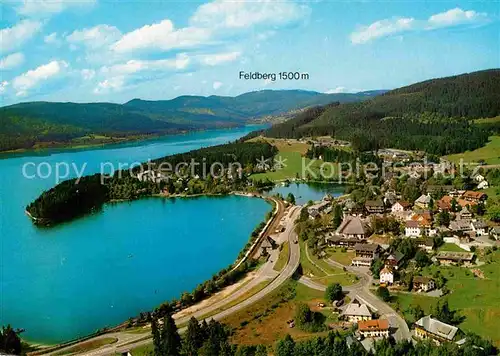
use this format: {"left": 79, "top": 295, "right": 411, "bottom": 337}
{"left": 0, "top": 0, "right": 499, "bottom": 105}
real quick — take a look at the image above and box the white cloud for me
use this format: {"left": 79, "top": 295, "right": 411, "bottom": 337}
{"left": 350, "top": 17, "right": 414, "bottom": 45}
{"left": 67, "top": 24, "right": 122, "bottom": 49}
{"left": 0, "top": 52, "right": 25, "bottom": 70}
{"left": 196, "top": 51, "right": 241, "bottom": 66}
{"left": 0, "top": 81, "right": 9, "bottom": 94}
{"left": 101, "top": 54, "right": 191, "bottom": 76}
{"left": 111, "top": 19, "right": 211, "bottom": 54}
{"left": 93, "top": 53, "right": 192, "bottom": 93}
{"left": 190, "top": 0, "right": 309, "bottom": 29}
{"left": 326, "top": 86, "right": 347, "bottom": 94}
{"left": 427, "top": 8, "right": 489, "bottom": 29}
{"left": 350, "top": 7, "right": 490, "bottom": 44}
{"left": 110, "top": 0, "right": 309, "bottom": 55}
{"left": 12, "top": 60, "right": 68, "bottom": 96}
{"left": 93, "top": 76, "right": 125, "bottom": 94}
{"left": 212, "top": 81, "right": 223, "bottom": 90}
{"left": 44, "top": 32, "right": 61, "bottom": 45}
{"left": 81, "top": 69, "right": 96, "bottom": 81}
{"left": 16, "top": 0, "right": 96, "bottom": 17}
{"left": 0, "top": 20, "right": 42, "bottom": 54}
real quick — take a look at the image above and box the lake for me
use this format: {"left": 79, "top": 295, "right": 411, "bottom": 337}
{"left": 264, "top": 182, "right": 345, "bottom": 205}
{"left": 0, "top": 126, "right": 272, "bottom": 344}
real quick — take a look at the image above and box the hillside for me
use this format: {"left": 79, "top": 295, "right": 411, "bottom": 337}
{"left": 0, "top": 90, "right": 377, "bottom": 152}
{"left": 262, "top": 69, "right": 500, "bottom": 155}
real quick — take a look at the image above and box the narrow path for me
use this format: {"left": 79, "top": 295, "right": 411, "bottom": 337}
{"left": 304, "top": 244, "right": 329, "bottom": 275}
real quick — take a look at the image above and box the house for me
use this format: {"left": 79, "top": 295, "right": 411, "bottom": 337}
{"left": 457, "top": 206, "right": 473, "bottom": 220}
{"left": 352, "top": 243, "right": 380, "bottom": 267}
{"left": 410, "top": 211, "right": 433, "bottom": 226}
{"left": 385, "top": 252, "right": 404, "bottom": 270}
{"left": 342, "top": 299, "right": 372, "bottom": 322}
{"left": 462, "top": 191, "right": 487, "bottom": 203}
{"left": 405, "top": 220, "right": 422, "bottom": 237}
{"left": 414, "top": 237, "right": 434, "bottom": 252}
{"left": 357, "top": 319, "right": 390, "bottom": 338}
{"left": 490, "top": 226, "right": 500, "bottom": 240}
{"left": 415, "top": 316, "right": 458, "bottom": 344}
{"left": 426, "top": 185, "right": 454, "bottom": 195}
{"left": 384, "top": 190, "right": 398, "bottom": 206}
{"left": 437, "top": 196, "right": 452, "bottom": 212}
{"left": 354, "top": 243, "right": 381, "bottom": 259}
{"left": 336, "top": 216, "right": 371, "bottom": 239}
{"left": 405, "top": 220, "right": 435, "bottom": 237}
{"left": 308, "top": 201, "right": 331, "bottom": 219}
{"left": 436, "top": 251, "right": 475, "bottom": 266}
{"left": 326, "top": 234, "right": 362, "bottom": 248}
{"left": 391, "top": 201, "right": 411, "bottom": 213}
{"left": 412, "top": 276, "right": 436, "bottom": 292}
{"left": 471, "top": 220, "right": 488, "bottom": 236}
{"left": 365, "top": 200, "right": 385, "bottom": 214}
{"left": 449, "top": 219, "right": 472, "bottom": 233}
{"left": 473, "top": 174, "right": 485, "bottom": 182}
{"left": 478, "top": 180, "right": 489, "bottom": 190}
{"left": 379, "top": 267, "right": 394, "bottom": 285}
{"left": 415, "top": 194, "right": 432, "bottom": 209}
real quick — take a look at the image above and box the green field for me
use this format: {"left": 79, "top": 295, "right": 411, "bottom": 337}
{"left": 438, "top": 243, "right": 468, "bottom": 252}
{"left": 274, "top": 242, "right": 289, "bottom": 272}
{"left": 325, "top": 248, "right": 355, "bottom": 266}
{"left": 444, "top": 136, "right": 500, "bottom": 165}
{"left": 299, "top": 241, "right": 357, "bottom": 286}
{"left": 251, "top": 151, "right": 337, "bottom": 181}
{"left": 392, "top": 251, "right": 500, "bottom": 346}
{"left": 130, "top": 343, "right": 153, "bottom": 356}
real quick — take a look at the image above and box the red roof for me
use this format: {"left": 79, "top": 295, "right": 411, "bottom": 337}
{"left": 358, "top": 319, "right": 390, "bottom": 331}
{"left": 463, "top": 191, "right": 486, "bottom": 200}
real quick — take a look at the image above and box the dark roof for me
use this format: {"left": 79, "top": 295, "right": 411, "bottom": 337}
{"left": 413, "top": 276, "right": 433, "bottom": 284}
{"left": 365, "top": 200, "right": 384, "bottom": 207}
{"left": 354, "top": 243, "right": 380, "bottom": 252}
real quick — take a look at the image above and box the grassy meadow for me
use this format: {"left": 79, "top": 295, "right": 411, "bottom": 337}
{"left": 444, "top": 136, "right": 500, "bottom": 165}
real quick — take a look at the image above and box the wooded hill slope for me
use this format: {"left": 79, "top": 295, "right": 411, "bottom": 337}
{"left": 0, "top": 89, "right": 380, "bottom": 152}
{"left": 262, "top": 69, "right": 500, "bottom": 155}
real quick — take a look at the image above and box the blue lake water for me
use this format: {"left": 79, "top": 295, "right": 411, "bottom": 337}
{"left": 265, "top": 182, "right": 345, "bottom": 205}
{"left": 0, "top": 126, "right": 272, "bottom": 344}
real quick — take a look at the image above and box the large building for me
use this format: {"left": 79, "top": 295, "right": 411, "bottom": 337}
{"left": 436, "top": 251, "right": 475, "bottom": 266}
{"left": 412, "top": 276, "right": 436, "bottom": 292}
{"left": 336, "top": 216, "right": 371, "bottom": 239}
{"left": 365, "top": 200, "right": 385, "bottom": 214}
{"left": 352, "top": 243, "right": 381, "bottom": 267}
{"left": 358, "top": 319, "right": 390, "bottom": 338}
{"left": 415, "top": 316, "right": 458, "bottom": 344}
{"left": 342, "top": 299, "right": 372, "bottom": 322}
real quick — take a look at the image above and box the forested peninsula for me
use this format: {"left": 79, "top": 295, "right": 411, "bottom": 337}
{"left": 26, "top": 142, "right": 277, "bottom": 226}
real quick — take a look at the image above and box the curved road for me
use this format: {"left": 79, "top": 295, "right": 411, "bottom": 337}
{"left": 299, "top": 257, "right": 411, "bottom": 341}
{"left": 47, "top": 206, "right": 302, "bottom": 356}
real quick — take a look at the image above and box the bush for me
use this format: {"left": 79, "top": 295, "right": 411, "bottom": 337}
{"left": 377, "top": 286, "right": 391, "bottom": 302}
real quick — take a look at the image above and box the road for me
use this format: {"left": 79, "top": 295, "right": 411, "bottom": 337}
{"left": 44, "top": 206, "right": 302, "bottom": 356}
{"left": 299, "top": 257, "right": 411, "bottom": 342}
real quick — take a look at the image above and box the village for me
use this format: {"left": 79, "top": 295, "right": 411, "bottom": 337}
{"left": 285, "top": 164, "right": 500, "bottom": 349}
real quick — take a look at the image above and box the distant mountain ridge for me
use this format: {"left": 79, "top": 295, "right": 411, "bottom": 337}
{"left": 0, "top": 89, "right": 381, "bottom": 152}
{"left": 261, "top": 69, "right": 500, "bottom": 155}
